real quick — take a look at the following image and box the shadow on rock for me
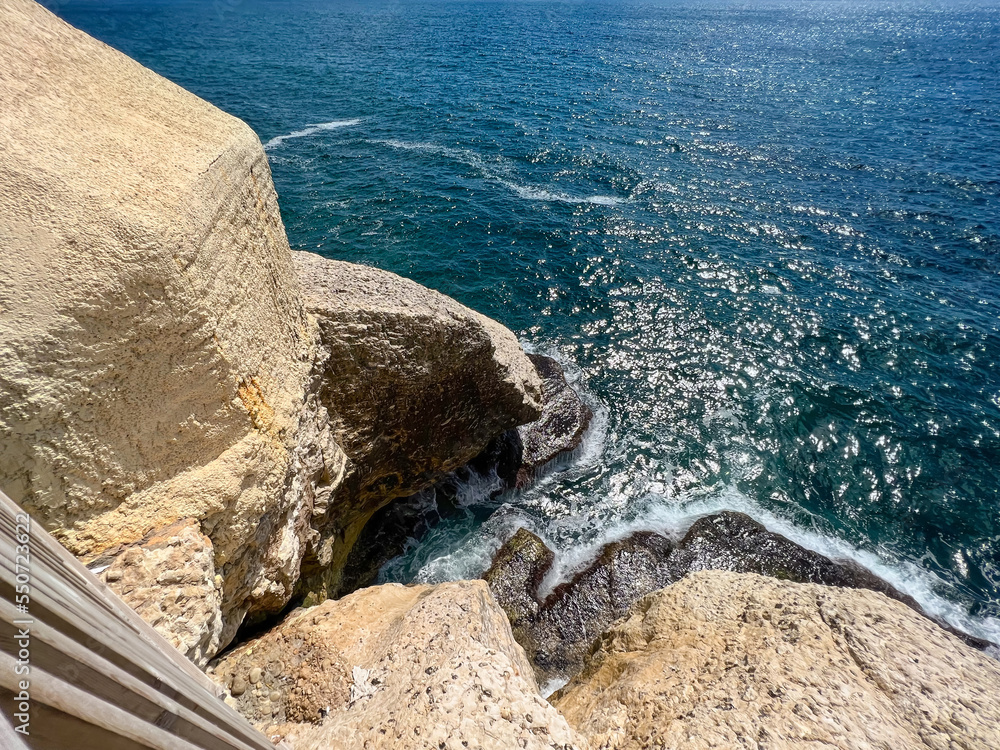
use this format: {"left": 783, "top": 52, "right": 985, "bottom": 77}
{"left": 339, "top": 354, "right": 592, "bottom": 597}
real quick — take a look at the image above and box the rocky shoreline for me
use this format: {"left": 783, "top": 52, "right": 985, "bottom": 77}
{"left": 2, "top": 2, "right": 1000, "bottom": 748}
{"left": 484, "top": 511, "right": 994, "bottom": 685}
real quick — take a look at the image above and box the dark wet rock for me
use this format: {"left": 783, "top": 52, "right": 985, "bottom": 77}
{"left": 339, "top": 431, "right": 522, "bottom": 596}
{"left": 516, "top": 355, "right": 593, "bottom": 487}
{"left": 469, "top": 428, "right": 524, "bottom": 490}
{"left": 483, "top": 528, "right": 554, "bottom": 627}
{"left": 338, "top": 490, "right": 442, "bottom": 595}
{"left": 485, "top": 530, "right": 676, "bottom": 682}
{"left": 485, "top": 510, "right": 994, "bottom": 684}
{"left": 672, "top": 512, "right": 921, "bottom": 602}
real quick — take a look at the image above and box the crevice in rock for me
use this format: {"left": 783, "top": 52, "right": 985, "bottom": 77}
{"left": 336, "top": 354, "right": 593, "bottom": 599}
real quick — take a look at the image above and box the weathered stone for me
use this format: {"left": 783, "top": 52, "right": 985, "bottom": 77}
{"left": 339, "top": 429, "right": 526, "bottom": 596}
{"left": 0, "top": 0, "right": 344, "bottom": 654}
{"left": 517, "top": 355, "right": 593, "bottom": 487}
{"left": 487, "top": 511, "right": 993, "bottom": 684}
{"left": 674, "top": 511, "right": 992, "bottom": 649}
{"left": 471, "top": 428, "right": 525, "bottom": 491}
{"left": 293, "top": 251, "right": 543, "bottom": 598}
{"left": 488, "top": 531, "right": 675, "bottom": 683}
{"left": 483, "top": 528, "right": 555, "bottom": 628}
{"left": 210, "top": 580, "right": 585, "bottom": 749}
{"left": 95, "top": 518, "right": 222, "bottom": 667}
{"left": 554, "top": 571, "right": 1000, "bottom": 750}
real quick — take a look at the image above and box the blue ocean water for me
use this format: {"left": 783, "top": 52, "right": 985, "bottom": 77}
{"left": 50, "top": 0, "right": 1000, "bottom": 642}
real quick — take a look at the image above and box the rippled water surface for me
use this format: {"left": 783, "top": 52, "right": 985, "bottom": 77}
{"left": 53, "top": 0, "right": 1000, "bottom": 640}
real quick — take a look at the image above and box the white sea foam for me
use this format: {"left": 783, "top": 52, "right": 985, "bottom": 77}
{"left": 499, "top": 179, "right": 624, "bottom": 206}
{"left": 371, "top": 139, "right": 624, "bottom": 206}
{"left": 541, "top": 677, "right": 569, "bottom": 698}
{"left": 531, "top": 485, "right": 1000, "bottom": 649}
{"left": 264, "top": 119, "right": 362, "bottom": 150}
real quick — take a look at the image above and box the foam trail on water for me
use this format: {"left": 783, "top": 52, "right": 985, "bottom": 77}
{"left": 264, "top": 119, "right": 362, "bottom": 150}
{"left": 499, "top": 179, "right": 624, "bottom": 206}
{"left": 372, "top": 139, "right": 624, "bottom": 206}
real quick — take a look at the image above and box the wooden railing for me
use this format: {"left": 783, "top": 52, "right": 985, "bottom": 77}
{"left": 0, "top": 490, "right": 277, "bottom": 750}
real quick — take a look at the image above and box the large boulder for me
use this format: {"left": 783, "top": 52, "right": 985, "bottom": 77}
{"left": 293, "top": 251, "right": 542, "bottom": 598}
{"left": 0, "top": 0, "right": 342, "bottom": 651}
{"left": 553, "top": 571, "right": 1000, "bottom": 750}
{"left": 209, "top": 580, "right": 586, "bottom": 750}
{"left": 674, "top": 511, "right": 990, "bottom": 649}
{"left": 0, "top": 0, "right": 544, "bottom": 659}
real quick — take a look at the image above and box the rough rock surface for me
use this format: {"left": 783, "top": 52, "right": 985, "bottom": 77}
{"left": 339, "top": 431, "right": 526, "bottom": 596}
{"left": 338, "top": 352, "right": 592, "bottom": 599}
{"left": 675, "top": 511, "right": 991, "bottom": 649}
{"left": 484, "top": 528, "right": 556, "bottom": 628}
{"left": 553, "top": 571, "right": 1000, "bottom": 750}
{"left": 517, "top": 355, "right": 593, "bottom": 487}
{"left": 94, "top": 519, "right": 223, "bottom": 667}
{"left": 0, "top": 0, "right": 543, "bottom": 658}
{"left": 0, "top": 0, "right": 341, "bottom": 652}
{"left": 293, "top": 251, "right": 543, "bottom": 598}
{"left": 487, "top": 530, "right": 675, "bottom": 683}
{"left": 210, "top": 580, "right": 585, "bottom": 750}
{"left": 486, "top": 511, "right": 992, "bottom": 683}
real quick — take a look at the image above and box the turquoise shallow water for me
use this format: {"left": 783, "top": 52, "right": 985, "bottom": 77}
{"left": 51, "top": 0, "right": 1000, "bottom": 641}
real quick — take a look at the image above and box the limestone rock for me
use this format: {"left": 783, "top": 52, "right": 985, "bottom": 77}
{"left": 0, "top": 0, "right": 343, "bottom": 653}
{"left": 293, "top": 251, "right": 543, "bottom": 596}
{"left": 675, "top": 511, "right": 992, "bottom": 650}
{"left": 210, "top": 580, "right": 585, "bottom": 750}
{"left": 94, "top": 519, "right": 223, "bottom": 667}
{"left": 517, "top": 355, "right": 593, "bottom": 487}
{"left": 553, "top": 571, "right": 1000, "bottom": 750}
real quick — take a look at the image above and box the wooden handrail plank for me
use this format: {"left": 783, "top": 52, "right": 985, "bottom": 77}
{"left": 0, "top": 490, "right": 276, "bottom": 750}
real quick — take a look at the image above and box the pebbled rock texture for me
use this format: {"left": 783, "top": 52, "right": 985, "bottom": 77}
{"left": 209, "top": 580, "right": 586, "bottom": 750}
{"left": 95, "top": 518, "right": 223, "bottom": 667}
{"left": 553, "top": 571, "right": 1000, "bottom": 750}
{"left": 293, "top": 250, "right": 543, "bottom": 598}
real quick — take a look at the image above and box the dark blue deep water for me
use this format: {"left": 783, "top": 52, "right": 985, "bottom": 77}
{"left": 50, "top": 0, "right": 1000, "bottom": 642}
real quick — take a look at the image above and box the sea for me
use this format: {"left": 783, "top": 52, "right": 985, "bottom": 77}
{"left": 48, "top": 0, "right": 1000, "bottom": 645}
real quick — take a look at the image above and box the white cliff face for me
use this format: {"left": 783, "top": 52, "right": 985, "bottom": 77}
{"left": 0, "top": 0, "right": 543, "bottom": 660}
{"left": 0, "top": 0, "right": 329, "bottom": 650}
